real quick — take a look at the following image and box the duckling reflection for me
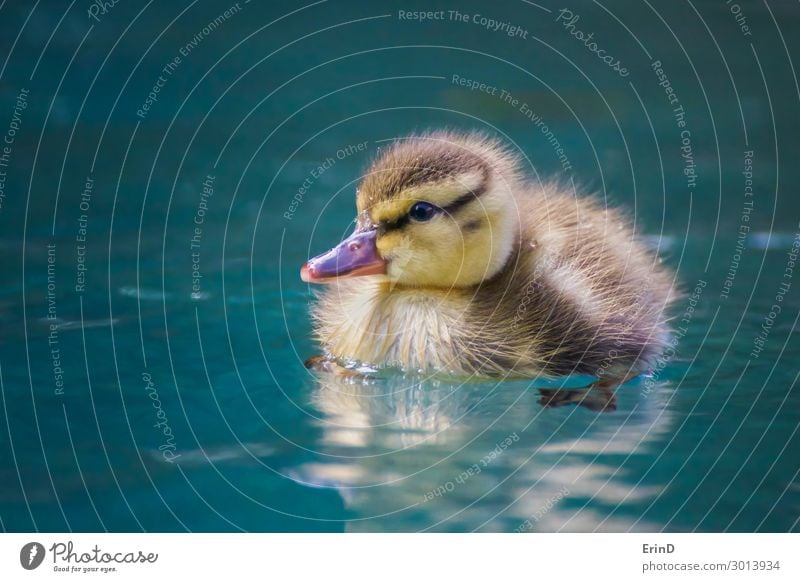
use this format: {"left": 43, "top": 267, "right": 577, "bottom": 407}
{"left": 308, "top": 369, "right": 482, "bottom": 449}
{"left": 538, "top": 379, "right": 618, "bottom": 412}
{"left": 292, "top": 372, "right": 675, "bottom": 532}
{"left": 309, "top": 356, "right": 620, "bottom": 415}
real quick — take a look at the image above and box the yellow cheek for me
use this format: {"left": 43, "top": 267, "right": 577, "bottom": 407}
{"left": 460, "top": 228, "right": 493, "bottom": 277}
{"left": 376, "top": 232, "right": 404, "bottom": 257}
{"left": 375, "top": 215, "right": 502, "bottom": 287}
{"left": 428, "top": 217, "right": 496, "bottom": 286}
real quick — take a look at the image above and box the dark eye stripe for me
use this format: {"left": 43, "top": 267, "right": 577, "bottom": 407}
{"left": 380, "top": 214, "right": 410, "bottom": 233}
{"left": 440, "top": 180, "right": 488, "bottom": 216}
{"left": 379, "top": 179, "right": 488, "bottom": 233}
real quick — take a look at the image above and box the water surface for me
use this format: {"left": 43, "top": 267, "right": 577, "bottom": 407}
{"left": 0, "top": 0, "right": 798, "bottom": 532}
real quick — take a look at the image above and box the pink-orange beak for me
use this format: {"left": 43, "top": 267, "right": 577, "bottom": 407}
{"left": 301, "top": 228, "right": 387, "bottom": 284}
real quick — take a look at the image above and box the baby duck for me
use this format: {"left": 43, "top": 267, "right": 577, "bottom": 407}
{"left": 301, "top": 131, "right": 675, "bottom": 386}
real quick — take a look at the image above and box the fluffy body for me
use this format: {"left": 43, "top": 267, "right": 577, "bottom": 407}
{"left": 309, "top": 132, "right": 675, "bottom": 379}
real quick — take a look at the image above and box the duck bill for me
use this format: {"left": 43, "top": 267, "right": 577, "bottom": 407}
{"left": 301, "top": 228, "right": 386, "bottom": 284}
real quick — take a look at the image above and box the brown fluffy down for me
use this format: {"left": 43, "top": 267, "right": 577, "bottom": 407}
{"left": 309, "top": 131, "right": 676, "bottom": 380}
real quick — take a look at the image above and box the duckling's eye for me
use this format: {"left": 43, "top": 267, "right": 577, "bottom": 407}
{"left": 408, "top": 201, "right": 439, "bottom": 222}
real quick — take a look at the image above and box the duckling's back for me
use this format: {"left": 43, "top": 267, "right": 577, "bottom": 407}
{"left": 462, "top": 183, "right": 676, "bottom": 379}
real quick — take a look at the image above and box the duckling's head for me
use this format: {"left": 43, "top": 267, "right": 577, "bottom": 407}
{"left": 301, "top": 131, "right": 523, "bottom": 288}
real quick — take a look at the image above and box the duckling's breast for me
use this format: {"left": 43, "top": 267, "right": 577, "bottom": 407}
{"left": 313, "top": 279, "right": 469, "bottom": 372}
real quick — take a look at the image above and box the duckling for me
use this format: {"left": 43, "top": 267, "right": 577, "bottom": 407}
{"left": 301, "top": 131, "right": 675, "bottom": 387}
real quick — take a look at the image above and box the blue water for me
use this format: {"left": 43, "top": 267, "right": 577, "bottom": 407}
{"left": 1, "top": 1, "right": 799, "bottom": 532}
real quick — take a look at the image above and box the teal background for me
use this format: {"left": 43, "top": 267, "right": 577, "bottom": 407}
{"left": 0, "top": 0, "right": 798, "bottom": 531}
